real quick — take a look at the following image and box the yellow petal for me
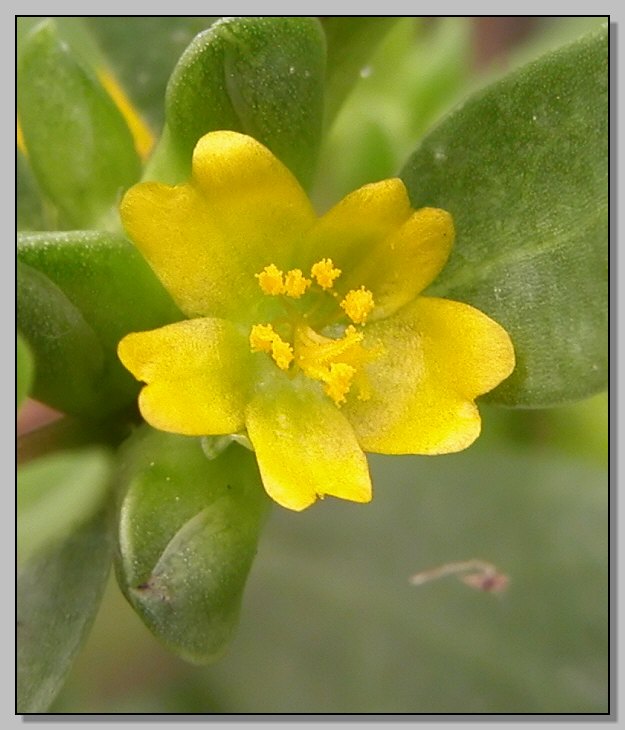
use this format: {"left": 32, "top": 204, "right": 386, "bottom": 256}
{"left": 118, "top": 318, "right": 251, "bottom": 435}
{"left": 346, "top": 297, "right": 515, "bottom": 454}
{"left": 304, "top": 179, "right": 453, "bottom": 317}
{"left": 120, "top": 131, "right": 316, "bottom": 320}
{"left": 245, "top": 383, "right": 372, "bottom": 511}
{"left": 360, "top": 207, "right": 454, "bottom": 319}
{"left": 305, "top": 178, "right": 413, "bottom": 273}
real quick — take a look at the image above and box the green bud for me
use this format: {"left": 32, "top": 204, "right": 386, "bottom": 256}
{"left": 115, "top": 426, "right": 271, "bottom": 664}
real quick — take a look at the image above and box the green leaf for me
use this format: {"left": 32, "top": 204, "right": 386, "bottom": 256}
{"left": 115, "top": 427, "right": 270, "bottom": 664}
{"left": 86, "top": 17, "right": 218, "bottom": 134}
{"left": 17, "top": 260, "right": 105, "bottom": 415}
{"left": 17, "top": 230, "right": 182, "bottom": 417}
{"left": 17, "top": 507, "right": 112, "bottom": 712}
{"left": 402, "top": 18, "right": 473, "bottom": 140}
{"left": 17, "top": 19, "right": 141, "bottom": 229}
{"left": 147, "top": 16, "right": 325, "bottom": 188}
{"left": 17, "top": 332, "right": 34, "bottom": 409}
{"left": 320, "top": 16, "right": 400, "bottom": 124}
{"left": 17, "top": 150, "right": 50, "bottom": 231}
{"left": 401, "top": 28, "right": 608, "bottom": 407}
{"left": 18, "top": 448, "right": 114, "bottom": 566}
{"left": 17, "top": 17, "right": 104, "bottom": 68}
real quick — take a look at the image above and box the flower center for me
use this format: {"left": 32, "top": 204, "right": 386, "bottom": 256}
{"left": 249, "top": 259, "right": 378, "bottom": 405}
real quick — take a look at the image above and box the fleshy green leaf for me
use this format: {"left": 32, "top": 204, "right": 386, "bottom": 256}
{"left": 17, "top": 506, "right": 112, "bottom": 712}
{"left": 17, "top": 260, "right": 105, "bottom": 415}
{"left": 146, "top": 16, "right": 325, "bottom": 188}
{"left": 320, "top": 16, "right": 400, "bottom": 124}
{"left": 17, "top": 332, "right": 34, "bottom": 409}
{"left": 17, "top": 19, "right": 141, "bottom": 229}
{"left": 401, "top": 27, "right": 608, "bottom": 407}
{"left": 17, "top": 16, "right": 157, "bottom": 165}
{"left": 17, "top": 230, "right": 182, "bottom": 417}
{"left": 115, "top": 427, "right": 270, "bottom": 664}
{"left": 17, "top": 17, "right": 104, "bottom": 68}
{"left": 86, "top": 17, "right": 218, "bottom": 134}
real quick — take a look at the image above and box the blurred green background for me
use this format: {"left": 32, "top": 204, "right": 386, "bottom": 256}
{"left": 18, "top": 16, "right": 608, "bottom": 713}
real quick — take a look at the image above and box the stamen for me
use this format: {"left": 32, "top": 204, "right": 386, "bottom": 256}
{"left": 250, "top": 324, "right": 293, "bottom": 370}
{"left": 271, "top": 338, "right": 294, "bottom": 370}
{"left": 249, "top": 323, "right": 277, "bottom": 353}
{"left": 284, "top": 269, "right": 311, "bottom": 298}
{"left": 321, "top": 362, "right": 356, "bottom": 405}
{"left": 256, "top": 264, "right": 285, "bottom": 295}
{"left": 311, "top": 258, "right": 341, "bottom": 290}
{"left": 340, "top": 286, "right": 375, "bottom": 325}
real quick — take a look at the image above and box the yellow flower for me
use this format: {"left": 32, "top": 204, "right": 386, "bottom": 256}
{"left": 118, "top": 131, "right": 515, "bottom": 511}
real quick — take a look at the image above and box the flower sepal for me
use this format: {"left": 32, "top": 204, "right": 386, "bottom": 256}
{"left": 115, "top": 425, "right": 270, "bottom": 664}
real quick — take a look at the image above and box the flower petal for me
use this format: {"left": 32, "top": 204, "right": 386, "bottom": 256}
{"left": 118, "top": 318, "right": 251, "bottom": 435}
{"left": 245, "top": 382, "right": 372, "bottom": 511}
{"left": 305, "top": 179, "right": 453, "bottom": 317}
{"left": 346, "top": 297, "right": 515, "bottom": 454}
{"left": 359, "top": 207, "right": 454, "bottom": 319}
{"left": 120, "top": 131, "right": 316, "bottom": 320}
{"left": 305, "top": 178, "right": 413, "bottom": 271}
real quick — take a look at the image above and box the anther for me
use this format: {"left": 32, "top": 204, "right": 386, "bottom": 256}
{"left": 249, "top": 323, "right": 277, "bottom": 353}
{"left": 340, "top": 286, "right": 375, "bottom": 325}
{"left": 249, "top": 324, "right": 293, "bottom": 370}
{"left": 311, "top": 258, "right": 341, "bottom": 290}
{"left": 256, "top": 264, "right": 285, "bottom": 295}
{"left": 322, "top": 362, "right": 356, "bottom": 405}
{"left": 284, "top": 269, "right": 311, "bottom": 298}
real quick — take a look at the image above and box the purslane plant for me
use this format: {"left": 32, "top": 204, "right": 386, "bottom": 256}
{"left": 17, "top": 17, "right": 607, "bottom": 710}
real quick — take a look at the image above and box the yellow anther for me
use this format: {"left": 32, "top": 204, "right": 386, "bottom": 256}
{"left": 256, "top": 264, "right": 285, "bottom": 295}
{"left": 340, "top": 286, "right": 375, "bottom": 325}
{"left": 311, "top": 258, "right": 341, "bottom": 290}
{"left": 284, "top": 269, "right": 311, "bottom": 298}
{"left": 271, "top": 338, "right": 294, "bottom": 370}
{"left": 322, "top": 363, "right": 356, "bottom": 405}
{"left": 250, "top": 324, "right": 278, "bottom": 353}
{"left": 249, "top": 324, "right": 293, "bottom": 370}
